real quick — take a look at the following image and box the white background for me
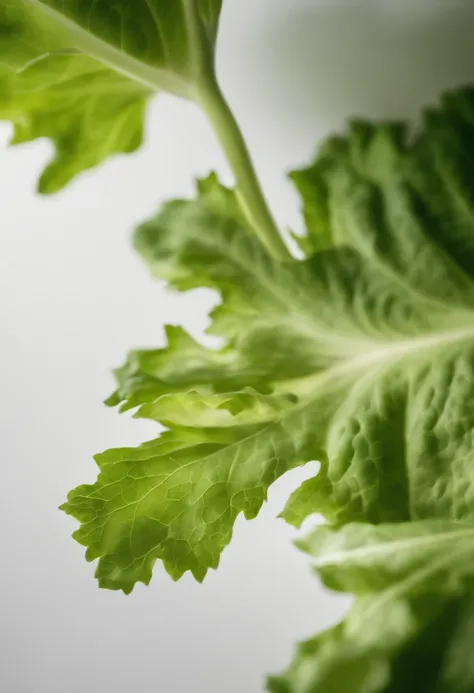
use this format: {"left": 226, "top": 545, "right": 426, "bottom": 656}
{"left": 2, "top": 1, "right": 474, "bottom": 691}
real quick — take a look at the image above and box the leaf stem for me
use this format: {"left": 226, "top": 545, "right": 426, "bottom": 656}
{"left": 197, "top": 77, "right": 292, "bottom": 260}
{"left": 182, "top": 0, "right": 291, "bottom": 260}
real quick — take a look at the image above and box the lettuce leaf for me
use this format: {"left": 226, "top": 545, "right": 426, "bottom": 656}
{"left": 0, "top": 0, "right": 221, "bottom": 191}
{"left": 269, "top": 518, "right": 474, "bottom": 693}
{"left": 63, "top": 88, "right": 474, "bottom": 595}
{"left": 298, "top": 520, "right": 474, "bottom": 597}
{"left": 268, "top": 596, "right": 474, "bottom": 693}
{"left": 268, "top": 87, "right": 474, "bottom": 692}
{"left": 63, "top": 421, "right": 302, "bottom": 592}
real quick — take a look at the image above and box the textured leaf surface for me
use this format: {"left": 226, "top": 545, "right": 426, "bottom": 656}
{"left": 104, "top": 324, "right": 264, "bottom": 413}
{"left": 0, "top": 0, "right": 222, "bottom": 191}
{"left": 269, "top": 90, "right": 474, "bottom": 691}
{"left": 62, "top": 422, "right": 304, "bottom": 592}
{"left": 283, "top": 88, "right": 474, "bottom": 529}
{"left": 64, "top": 91, "right": 474, "bottom": 594}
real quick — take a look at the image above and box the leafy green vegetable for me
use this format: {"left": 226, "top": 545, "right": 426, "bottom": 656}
{"left": 8, "top": 1, "right": 474, "bottom": 688}
{"left": 269, "top": 519, "right": 474, "bottom": 693}
{"left": 0, "top": 0, "right": 221, "bottom": 191}
{"left": 104, "top": 324, "right": 264, "bottom": 413}
{"left": 268, "top": 596, "right": 474, "bottom": 693}
{"left": 283, "top": 88, "right": 474, "bottom": 530}
{"left": 298, "top": 520, "right": 474, "bottom": 597}
{"left": 63, "top": 420, "right": 303, "bottom": 592}
{"left": 63, "top": 90, "right": 474, "bottom": 598}
{"left": 269, "top": 87, "right": 474, "bottom": 693}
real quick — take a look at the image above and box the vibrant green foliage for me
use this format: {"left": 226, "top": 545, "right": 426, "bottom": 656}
{"left": 0, "top": 0, "right": 221, "bottom": 191}
{"left": 61, "top": 86, "right": 474, "bottom": 688}
{"left": 62, "top": 90, "right": 474, "bottom": 607}
{"left": 269, "top": 88, "right": 474, "bottom": 692}
{"left": 268, "top": 519, "right": 474, "bottom": 692}
{"left": 3, "top": 2, "right": 474, "bottom": 687}
{"left": 267, "top": 596, "right": 474, "bottom": 693}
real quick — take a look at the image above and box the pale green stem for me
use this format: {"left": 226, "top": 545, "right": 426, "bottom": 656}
{"left": 182, "top": 0, "right": 291, "bottom": 261}
{"left": 197, "top": 77, "right": 292, "bottom": 261}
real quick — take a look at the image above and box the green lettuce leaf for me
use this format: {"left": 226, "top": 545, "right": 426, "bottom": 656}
{"left": 62, "top": 420, "right": 304, "bottom": 592}
{"left": 283, "top": 87, "right": 474, "bottom": 529}
{"left": 269, "top": 519, "right": 474, "bottom": 693}
{"left": 298, "top": 520, "right": 474, "bottom": 598}
{"left": 0, "top": 0, "right": 222, "bottom": 191}
{"left": 64, "top": 89, "right": 474, "bottom": 592}
{"left": 268, "top": 596, "right": 474, "bottom": 693}
{"left": 104, "top": 324, "right": 270, "bottom": 413}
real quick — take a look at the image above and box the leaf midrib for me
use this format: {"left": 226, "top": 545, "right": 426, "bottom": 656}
{"left": 283, "top": 324, "right": 474, "bottom": 399}
{"left": 178, "top": 210, "right": 474, "bottom": 358}
{"left": 347, "top": 541, "right": 473, "bottom": 637}
{"left": 29, "top": 0, "right": 193, "bottom": 97}
{"left": 310, "top": 524, "right": 474, "bottom": 568}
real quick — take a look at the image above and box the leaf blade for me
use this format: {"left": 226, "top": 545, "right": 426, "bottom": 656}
{"left": 62, "top": 416, "right": 305, "bottom": 592}
{"left": 0, "top": 0, "right": 222, "bottom": 190}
